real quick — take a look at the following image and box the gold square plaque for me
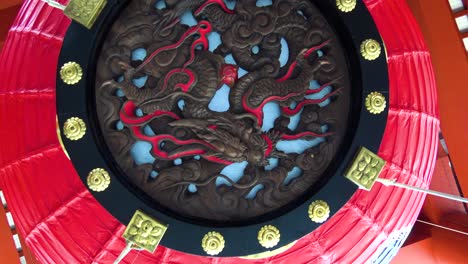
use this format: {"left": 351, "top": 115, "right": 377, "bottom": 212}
{"left": 344, "top": 147, "right": 386, "bottom": 191}
{"left": 64, "top": 0, "right": 107, "bottom": 29}
{"left": 122, "top": 210, "right": 168, "bottom": 253}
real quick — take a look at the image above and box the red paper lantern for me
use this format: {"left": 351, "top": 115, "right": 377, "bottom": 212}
{"left": 0, "top": 0, "right": 439, "bottom": 263}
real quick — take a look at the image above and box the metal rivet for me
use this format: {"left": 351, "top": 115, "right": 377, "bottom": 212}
{"left": 365, "top": 92, "right": 386, "bottom": 114}
{"left": 308, "top": 200, "right": 330, "bottom": 223}
{"left": 360, "top": 39, "right": 382, "bottom": 61}
{"left": 202, "top": 231, "right": 225, "bottom": 255}
{"left": 258, "top": 225, "right": 281, "bottom": 249}
{"left": 60, "top": 62, "right": 83, "bottom": 85}
{"left": 87, "top": 168, "right": 110, "bottom": 192}
{"left": 336, "top": 0, "right": 357, "bottom": 13}
{"left": 63, "top": 117, "right": 86, "bottom": 140}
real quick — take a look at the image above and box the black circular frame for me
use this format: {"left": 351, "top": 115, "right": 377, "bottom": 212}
{"left": 56, "top": 0, "right": 388, "bottom": 257}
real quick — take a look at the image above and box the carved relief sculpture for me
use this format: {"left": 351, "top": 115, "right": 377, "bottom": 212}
{"left": 94, "top": 0, "right": 351, "bottom": 222}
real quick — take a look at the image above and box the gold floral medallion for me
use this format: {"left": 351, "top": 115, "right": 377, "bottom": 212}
{"left": 258, "top": 225, "right": 280, "bottom": 249}
{"left": 336, "top": 0, "right": 356, "bottom": 13}
{"left": 360, "top": 39, "right": 382, "bottom": 60}
{"left": 87, "top": 168, "right": 110, "bottom": 192}
{"left": 365, "top": 92, "right": 386, "bottom": 114}
{"left": 308, "top": 200, "right": 330, "bottom": 223}
{"left": 60, "top": 62, "right": 83, "bottom": 85}
{"left": 63, "top": 117, "right": 86, "bottom": 141}
{"left": 201, "top": 231, "right": 225, "bottom": 256}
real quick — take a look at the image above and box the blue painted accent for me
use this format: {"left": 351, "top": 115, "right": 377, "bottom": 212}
{"left": 225, "top": 54, "right": 236, "bottom": 65}
{"left": 306, "top": 85, "right": 332, "bottom": 107}
{"left": 150, "top": 170, "right": 159, "bottom": 179}
{"left": 216, "top": 161, "right": 248, "bottom": 186}
{"left": 130, "top": 142, "right": 155, "bottom": 165}
{"left": 310, "top": 80, "right": 320, "bottom": 89}
{"left": 117, "top": 75, "right": 124, "bottom": 83}
{"left": 276, "top": 138, "right": 325, "bottom": 154}
{"left": 135, "top": 108, "right": 144, "bottom": 117}
{"left": 297, "top": 10, "right": 306, "bottom": 19}
{"left": 317, "top": 50, "right": 324, "bottom": 57}
{"left": 251, "top": 45, "right": 260, "bottom": 54}
{"left": 144, "top": 125, "right": 156, "bottom": 136}
{"left": 379, "top": 247, "right": 393, "bottom": 261}
{"left": 238, "top": 67, "right": 248, "bottom": 78}
{"left": 132, "top": 48, "right": 147, "bottom": 61}
{"left": 208, "top": 32, "right": 222, "bottom": 52}
{"left": 262, "top": 102, "right": 281, "bottom": 132}
{"left": 159, "top": 141, "right": 166, "bottom": 148}
{"left": 279, "top": 38, "right": 289, "bottom": 67}
{"left": 208, "top": 84, "right": 230, "bottom": 112}
{"left": 180, "top": 11, "right": 197, "bottom": 27}
{"left": 284, "top": 166, "right": 303, "bottom": 185}
{"left": 115, "top": 89, "right": 125, "bottom": 97}
{"left": 132, "top": 75, "right": 148, "bottom": 88}
{"left": 305, "top": 85, "right": 332, "bottom": 99}
{"left": 174, "top": 158, "right": 182, "bottom": 165}
{"left": 288, "top": 102, "right": 303, "bottom": 131}
{"left": 256, "top": 0, "right": 272, "bottom": 7}
{"left": 223, "top": 0, "right": 236, "bottom": 10}
{"left": 265, "top": 158, "right": 279, "bottom": 171}
{"left": 370, "top": 229, "right": 410, "bottom": 264}
{"left": 194, "top": 155, "right": 201, "bottom": 160}
{"left": 155, "top": 0, "right": 166, "bottom": 10}
{"left": 188, "top": 184, "right": 198, "bottom": 193}
{"left": 116, "top": 121, "right": 124, "bottom": 131}
{"left": 177, "top": 99, "right": 185, "bottom": 111}
{"left": 276, "top": 125, "right": 328, "bottom": 154}
{"left": 246, "top": 184, "right": 264, "bottom": 199}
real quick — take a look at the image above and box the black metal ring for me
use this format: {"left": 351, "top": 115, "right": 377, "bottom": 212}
{"left": 57, "top": 0, "right": 388, "bottom": 257}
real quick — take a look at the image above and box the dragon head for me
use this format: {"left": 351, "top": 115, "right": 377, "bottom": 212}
{"left": 246, "top": 148, "right": 269, "bottom": 167}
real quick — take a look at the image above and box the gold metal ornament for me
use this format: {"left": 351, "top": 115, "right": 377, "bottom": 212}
{"left": 60, "top": 62, "right": 83, "bottom": 85}
{"left": 365, "top": 92, "right": 386, "bottom": 114}
{"left": 336, "top": 0, "right": 356, "bottom": 12}
{"left": 122, "top": 210, "right": 168, "bottom": 253}
{"left": 344, "top": 147, "right": 386, "bottom": 190}
{"left": 241, "top": 241, "right": 297, "bottom": 259}
{"left": 383, "top": 41, "right": 388, "bottom": 61}
{"left": 56, "top": 117, "right": 70, "bottom": 159}
{"left": 64, "top": 0, "right": 107, "bottom": 29}
{"left": 308, "top": 200, "right": 330, "bottom": 223}
{"left": 87, "top": 168, "right": 111, "bottom": 192}
{"left": 360, "top": 39, "right": 382, "bottom": 60}
{"left": 258, "top": 225, "right": 280, "bottom": 249}
{"left": 202, "top": 231, "right": 225, "bottom": 256}
{"left": 63, "top": 117, "right": 86, "bottom": 141}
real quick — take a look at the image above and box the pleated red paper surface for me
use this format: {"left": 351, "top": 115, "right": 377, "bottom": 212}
{"left": 0, "top": 0, "right": 439, "bottom": 263}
